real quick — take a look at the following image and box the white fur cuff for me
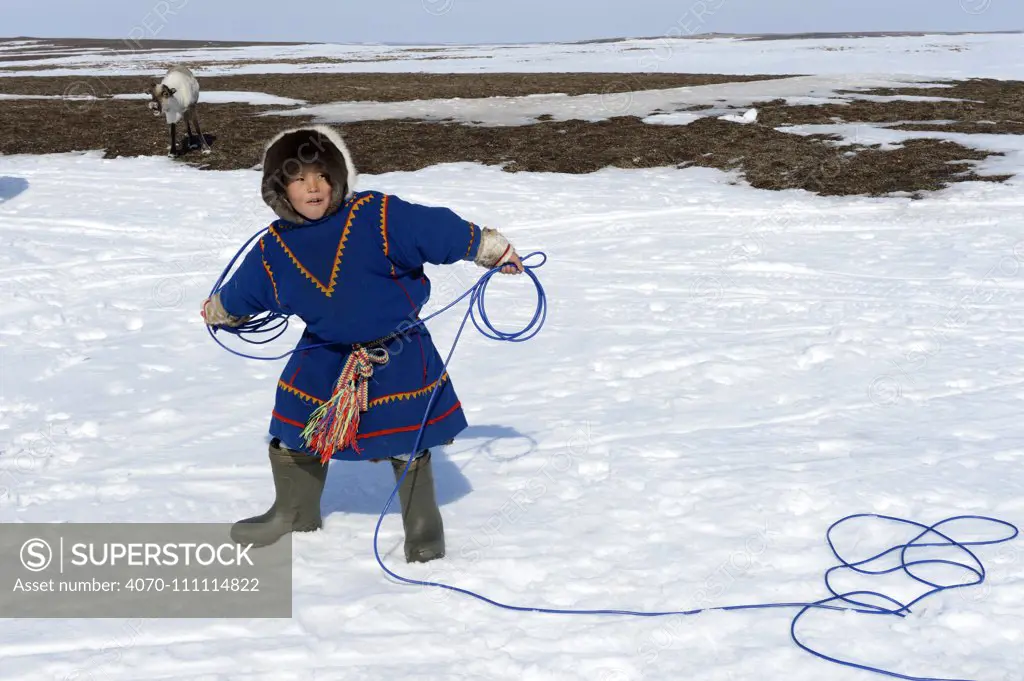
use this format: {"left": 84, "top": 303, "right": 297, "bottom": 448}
{"left": 474, "top": 227, "right": 515, "bottom": 268}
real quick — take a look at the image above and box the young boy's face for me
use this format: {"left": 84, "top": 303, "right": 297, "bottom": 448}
{"left": 285, "top": 165, "right": 332, "bottom": 221}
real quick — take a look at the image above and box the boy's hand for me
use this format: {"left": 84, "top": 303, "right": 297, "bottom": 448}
{"left": 499, "top": 252, "right": 524, "bottom": 275}
{"left": 201, "top": 294, "right": 251, "bottom": 327}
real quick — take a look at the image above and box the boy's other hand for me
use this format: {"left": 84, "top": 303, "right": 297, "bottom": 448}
{"left": 201, "top": 294, "right": 251, "bottom": 327}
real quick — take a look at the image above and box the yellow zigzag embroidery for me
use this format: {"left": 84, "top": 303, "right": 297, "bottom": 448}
{"left": 269, "top": 194, "right": 372, "bottom": 297}
{"left": 278, "top": 380, "right": 325, "bottom": 406}
{"left": 280, "top": 373, "right": 449, "bottom": 410}
{"left": 379, "top": 194, "right": 395, "bottom": 276}
{"left": 464, "top": 222, "right": 477, "bottom": 260}
{"left": 369, "top": 373, "right": 449, "bottom": 408}
{"left": 259, "top": 238, "right": 280, "bottom": 306}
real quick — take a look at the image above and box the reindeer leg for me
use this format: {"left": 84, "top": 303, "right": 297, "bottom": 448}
{"left": 168, "top": 122, "right": 177, "bottom": 157}
{"left": 190, "top": 108, "right": 212, "bottom": 155}
{"left": 185, "top": 116, "right": 195, "bottom": 150}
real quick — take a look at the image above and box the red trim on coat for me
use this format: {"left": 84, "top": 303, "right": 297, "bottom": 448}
{"left": 288, "top": 360, "right": 303, "bottom": 384}
{"left": 272, "top": 410, "right": 307, "bottom": 428}
{"left": 417, "top": 334, "right": 428, "bottom": 384}
{"left": 390, "top": 277, "right": 428, "bottom": 382}
{"left": 356, "top": 401, "right": 462, "bottom": 440}
{"left": 393, "top": 277, "right": 419, "bottom": 313}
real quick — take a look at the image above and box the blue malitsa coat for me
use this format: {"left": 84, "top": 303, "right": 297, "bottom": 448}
{"left": 219, "top": 190, "right": 483, "bottom": 461}
{"left": 215, "top": 127, "right": 486, "bottom": 461}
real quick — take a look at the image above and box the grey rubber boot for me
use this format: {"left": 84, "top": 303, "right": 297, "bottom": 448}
{"left": 391, "top": 450, "right": 445, "bottom": 563}
{"left": 230, "top": 440, "right": 328, "bottom": 548}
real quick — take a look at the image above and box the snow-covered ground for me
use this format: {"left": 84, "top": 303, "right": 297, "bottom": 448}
{"left": 113, "top": 91, "right": 307, "bottom": 106}
{"left": 0, "top": 93, "right": 96, "bottom": 101}
{"left": 2, "top": 32, "right": 1024, "bottom": 681}
{"left": 264, "top": 74, "right": 943, "bottom": 126}
{"left": 2, "top": 32, "right": 1024, "bottom": 79}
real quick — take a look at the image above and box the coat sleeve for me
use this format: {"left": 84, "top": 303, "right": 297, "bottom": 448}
{"left": 216, "top": 238, "right": 282, "bottom": 318}
{"left": 382, "top": 193, "right": 483, "bottom": 271}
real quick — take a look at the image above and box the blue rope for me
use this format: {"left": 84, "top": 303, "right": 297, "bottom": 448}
{"left": 209, "top": 237, "right": 1017, "bottom": 681}
{"left": 205, "top": 225, "right": 547, "bottom": 360}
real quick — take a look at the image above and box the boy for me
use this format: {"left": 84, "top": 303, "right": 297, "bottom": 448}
{"left": 202, "top": 125, "right": 523, "bottom": 562}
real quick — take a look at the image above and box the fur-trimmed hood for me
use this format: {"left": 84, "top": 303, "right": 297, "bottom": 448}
{"left": 260, "top": 125, "right": 357, "bottom": 224}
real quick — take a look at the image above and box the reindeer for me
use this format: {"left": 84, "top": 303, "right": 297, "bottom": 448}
{"left": 148, "top": 65, "right": 212, "bottom": 157}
